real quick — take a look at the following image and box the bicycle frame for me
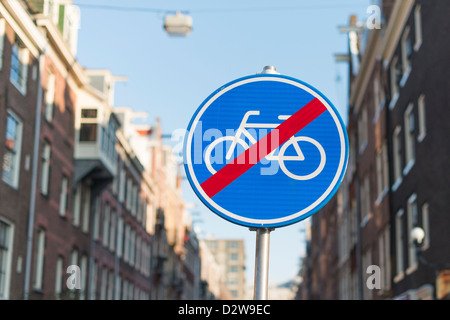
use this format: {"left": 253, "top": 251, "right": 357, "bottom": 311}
{"left": 225, "top": 111, "right": 304, "bottom": 161}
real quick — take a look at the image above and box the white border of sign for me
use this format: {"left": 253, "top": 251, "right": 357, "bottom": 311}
{"left": 185, "top": 75, "right": 348, "bottom": 227}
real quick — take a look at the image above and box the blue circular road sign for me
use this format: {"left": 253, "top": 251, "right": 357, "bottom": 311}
{"left": 184, "top": 74, "right": 348, "bottom": 228}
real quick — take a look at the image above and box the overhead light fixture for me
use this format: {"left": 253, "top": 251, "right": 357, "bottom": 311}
{"left": 164, "top": 11, "right": 193, "bottom": 37}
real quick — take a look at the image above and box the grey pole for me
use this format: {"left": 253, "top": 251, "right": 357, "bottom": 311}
{"left": 252, "top": 228, "right": 273, "bottom": 299}
{"left": 251, "top": 66, "right": 279, "bottom": 300}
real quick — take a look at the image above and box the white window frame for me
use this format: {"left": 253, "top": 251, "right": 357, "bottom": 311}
{"left": 389, "top": 56, "right": 400, "bottom": 109}
{"left": 44, "top": 71, "right": 55, "bottom": 122}
{"left": 124, "top": 224, "right": 130, "bottom": 262}
{"left": 81, "top": 186, "right": 91, "bottom": 233}
{"left": 130, "top": 229, "right": 136, "bottom": 266}
{"left": 89, "top": 260, "right": 98, "bottom": 300}
{"left": 394, "top": 209, "right": 405, "bottom": 282}
{"left": 403, "top": 103, "right": 415, "bottom": 175}
{"left": 392, "top": 126, "right": 402, "bottom": 191}
{"left": 117, "top": 215, "right": 123, "bottom": 258}
{"left": 59, "top": 175, "right": 68, "bottom": 216}
{"left": 0, "top": 218, "right": 14, "bottom": 299}
{"left": 378, "top": 226, "right": 391, "bottom": 291}
{"left": 54, "top": 256, "right": 63, "bottom": 299}
{"left": 40, "top": 141, "right": 51, "bottom": 196}
{"left": 100, "top": 267, "right": 107, "bottom": 300}
{"left": 417, "top": 94, "right": 426, "bottom": 142}
{"left": 400, "top": 27, "right": 412, "bottom": 87}
{"left": 9, "top": 39, "right": 29, "bottom": 95}
{"left": 406, "top": 194, "right": 418, "bottom": 275}
{"left": 2, "top": 110, "right": 23, "bottom": 188}
{"left": 73, "top": 182, "right": 82, "bottom": 226}
{"left": 414, "top": 5, "right": 423, "bottom": 51}
{"left": 93, "top": 197, "right": 100, "bottom": 240}
{"left": 118, "top": 169, "right": 125, "bottom": 203}
{"left": 80, "top": 255, "right": 87, "bottom": 300}
{"left": 109, "top": 209, "right": 116, "bottom": 251}
{"left": 421, "top": 203, "right": 430, "bottom": 250}
{"left": 33, "top": 229, "right": 46, "bottom": 290}
{"left": 102, "top": 202, "right": 110, "bottom": 247}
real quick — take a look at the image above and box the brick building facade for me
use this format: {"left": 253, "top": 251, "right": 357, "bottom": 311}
{"left": 297, "top": 0, "right": 450, "bottom": 300}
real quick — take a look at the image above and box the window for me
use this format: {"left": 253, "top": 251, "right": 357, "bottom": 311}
{"left": 124, "top": 224, "right": 130, "bottom": 262}
{"left": 360, "top": 175, "right": 371, "bottom": 226}
{"left": 81, "top": 187, "right": 91, "bottom": 233}
{"left": 93, "top": 197, "right": 100, "bottom": 240}
{"left": 230, "top": 253, "right": 238, "bottom": 261}
{"left": 394, "top": 209, "right": 405, "bottom": 281}
{"left": 40, "top": 141, "right": 51, "bottom": 196}
{"left": 107, "top": 269, "right": 114, "bottom": 300}
{"left": 132, "top": 186, "right": 138, "bottom": 216}
{"left": 0, "top": 19, "right": 5, "bottom": 70}
{"left": 89, "top": 260, "right": 98, "bottom": 300}
{"left": 73, "top": 182, "right": 81, "bottom": 226}
{"left": 414, "top": 5, "right": 423, "bottom": 51}
{"left": 376, "top": 141, "right": 389, "bottom": 202}
{"left": 122, "top": 279, "right": 128, "bottom": 300}
{"left": 103, "top": 203, "right": 110, "bottom": 247}
{"left": 392, "top": 126, "right": 402, "bottom": 190}
{"left": 407, "top": 194, "right": 418, "bottom": 273}
{"left": 117, "top": 216, "right": 123, "bottom": 258}
{"left": 79, "top": 108, "right": 98, "bottom": 142}
{"left": 374, "top": 75, "right": 386, "bottom": 114}
{"left": 79, "top": 123, "right": 97, "bottom": 142}
{"left": 0, "top": 220, "right": 14, "bottom": 299}
{"left": 81, "top": 109, "right": 97, "bottom": 118}
{"left": 10, "top": 36, "right": 29, "bottom": 95}
{"left": 362, "top": 248, "right": 372, "bottom": 300}
{"left": 228, "top": 265, "right": 238, "bottom": 273}
{"left": 126, "top": 178, "right": 133, "bottom": 210}
{"left": 389, "top": 56, "right": 401, "bottom": 109}
{"left": 417, "top": 95, "right": 426, "bottom": 142}
{"left": 130, "top": 229, "right": 136, "bottom": 266}
{"left": 373, "top": 73, "right": 386, "bottom": 121}
{"left": 80, "top": 255, "right": 87, "bottom": 300}
{"left": 119, "top": 170, "right": 125, "bottom": 203}
{"left": 44, "top": 72, "right": 55, "bottom": 122}
{"left": 421, "top": 203, "right": 430, "bottom": 250}
{"left": 400, "top": 27, "right": 412, "bottom": 87}
{"left": 2, "top": 111, "right": 23, "bottom": 188}
{"left": 403, "top": 103, "right": 415, "bottom": 174}
{"left": 109, "top": 209, "right": 116, "bottom": 251}
{"left": 54, "top": 256, "right": 63, "bottom": 299}
{"left": 59, "top": 175, "right": 68, "bottom": 216}
{"left": 101, "top": 117, "right": 117, "bottom": 162}
{"left": 378, "top": 226, "right": 391, "bottom": 291}
{"left": 135, "top": 236, "right": 141, "bottom": 270}
{"left": 358, "top": 108, "right": 368, "bottom": 153}
{"left": 70, "top": 249, "right": 78, "bottom": 267}
{"left": 100, "top": 267, "right": 108, "bottom": 300}
{"left": 70, "top": 249, "right": 78, "bottom": 296}
{"left": 33, "top": 229, "right": 46, "bottom": 290}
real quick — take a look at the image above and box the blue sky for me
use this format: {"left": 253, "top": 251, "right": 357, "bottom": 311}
{"left": 73, "top": 0, "right": 371, "bottom": 289}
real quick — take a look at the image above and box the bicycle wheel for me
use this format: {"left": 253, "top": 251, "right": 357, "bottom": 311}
{"left": 278, "top": 136, "right": 326, "bottom": 180}
{"left": 204, "top": 136, "right": 250, "bottom": 175}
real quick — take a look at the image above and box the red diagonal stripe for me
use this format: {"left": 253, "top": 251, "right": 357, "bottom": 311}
{"left": 200, "top": 97, "right": 327, "bottom": 198}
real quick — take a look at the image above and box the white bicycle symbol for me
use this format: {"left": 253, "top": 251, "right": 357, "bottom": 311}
{"left": 204, "top": 110, "right": 326, "bottom": 180}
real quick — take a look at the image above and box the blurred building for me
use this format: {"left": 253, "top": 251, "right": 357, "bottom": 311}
{"left": 297, "top": 0, "right": 450, "bottom": 300}
{"left": 0, "top": 0, "right": 211, "bottom": 301}
{"left": 203, "top": 238, "right": 246, "bottom": 299}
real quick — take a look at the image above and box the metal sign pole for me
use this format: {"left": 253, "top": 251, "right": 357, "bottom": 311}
{"left": 252, "top": 66, "right": 277, "bottom": 300}
{"left": 252, "top": 228, "right": 273, "bottom": 300}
